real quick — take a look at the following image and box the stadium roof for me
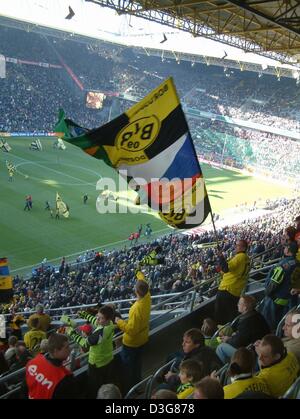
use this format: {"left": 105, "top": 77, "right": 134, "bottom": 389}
{"left": 88, "top": 0, "right": 300, "bottom": 65}
{"left": 1, "top": 0, "right": 300, "bottom": 71}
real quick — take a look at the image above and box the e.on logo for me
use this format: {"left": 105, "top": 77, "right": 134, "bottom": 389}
{"left": 28, "top": 365, "right": 54, "bottom": 390}
{"left": 116, "top": 116, "right": 160, "bottom": 152}
{"left": 291, "top": 314, "right": 300, "bottom": 339}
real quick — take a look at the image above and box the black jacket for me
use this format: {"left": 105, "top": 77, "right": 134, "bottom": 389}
{"left": 228, "top": 310, "right": 270, "bottom": 348}
{"left": 184, "top": 345, "right": 222, "bottom": 376}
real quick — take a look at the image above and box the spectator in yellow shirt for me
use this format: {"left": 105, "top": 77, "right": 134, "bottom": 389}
{"left": 27, "top": 304, "right": 51, "bottom": 332}
{"left": 115, "top": 271, "right": 151, "bottom": 393}
{"left": 223, "top": 347, "right": 270, "bottom": 399}
{"left": 215, "top": 240, "right": 250, "bottom": 324}
{"left": 255, "top": 334, "right": 299, "bottom": 398}
{"left": 24, "top": 318, "right": 47, "bottom": 354}
{"left": 176, "top": 359, "right": 204, "bottom": 399}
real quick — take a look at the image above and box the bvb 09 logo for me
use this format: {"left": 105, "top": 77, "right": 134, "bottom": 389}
{"left": 116, "top": 116, "right": 160, "bottom": 152}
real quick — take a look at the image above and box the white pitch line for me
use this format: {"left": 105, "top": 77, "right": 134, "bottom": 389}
{"left": 10, "top": 226, "right": 172, "bottom": 273}
{"left": 10, "top": 152, "right": 92, "bottom": 185}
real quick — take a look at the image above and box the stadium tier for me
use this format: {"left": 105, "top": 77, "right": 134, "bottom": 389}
{"left": 0, "top": 21, "right": 300, "bottom": 401}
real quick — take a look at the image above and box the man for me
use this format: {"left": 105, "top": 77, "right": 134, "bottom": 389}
{"left": 144, "top": 223, "right": 152, "bottom": 238}
{"left": 8, "top": 168, "right": 14, "bottom": 182}
{"left": 128, "top": 232, "right": 135, "bottom": 246}
{"left": 133, "top": 231, "right": 140, "bottom": 245}
{"left": 83, "top": 193, "right": 88, "bottom": 204}
{"left": 261, "top": 242, "right": 297, "bottom": 330}
{"left": 67, "top": 305, "right": 115, "bottom": 398}
{"left": 45, "top": 201, "right": 51, "bottom": 211}
{"left": 24, "top": 195, "right": 31, "bottom": 211}
{"left": 6, "top": 161, "right": 15, "bottom": 182}
{"left": 24, "top": 318, "right": 47, "bottom": 355}
{"left": 255, "top": 334, "right": 299, "bottom": 398}
{"left": 27, "top": 305, "right": 51, "bottom": 333}
{"left": 282, "top": 309, "right": 300, "bottom": 364}
{"left": 4, "top": 336, "right": 18, "bottom": 368}
{"left": 164, "top": 328, "right": 222, "bottom": 387}
{"left": 215, "top": 240, "right": 250, "bottom": 324}
{"left": 115, "top": 271, "right": 151, "bottom": 393}
{"left": 97, "top": 384, "right": 122, "bottom": 399}
{"left": 28, "top": 195, "right": 32, "bottom": 209}
{"left": 216, "top": 295, "right": 270, "bottom": 364}
{"left": 24, "top": 333, "right": 79, "bottom": 399}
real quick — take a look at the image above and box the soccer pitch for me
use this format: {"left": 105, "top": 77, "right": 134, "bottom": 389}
{"left": 0, "top": 137, "right": 292, "bottom": 273}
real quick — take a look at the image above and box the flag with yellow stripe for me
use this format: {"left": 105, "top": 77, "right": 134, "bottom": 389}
{"left": 56, "top": 193, "right": 70, "bottom": 218}
{"left": 0, "top": 258, "right": 13, "bottom": 303}
{"left": 55, "top": 78, "right": 211, "bottom": 229}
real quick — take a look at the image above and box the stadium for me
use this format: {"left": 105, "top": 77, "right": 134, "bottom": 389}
{"left": 0, "top": 0, "right": 300, "bottom": 401}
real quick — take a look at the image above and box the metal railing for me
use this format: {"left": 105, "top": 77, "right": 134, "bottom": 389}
{"left": 147, "top": 358, "right": 177, "bottom": 399}
{"left": 124, "top": 375, "right": 153, "bottom": 399}
{"left": 0, "top": 250, "right": 279, "bottom": 399}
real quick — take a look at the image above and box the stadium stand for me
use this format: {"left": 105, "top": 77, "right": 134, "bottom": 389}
{"left": 1, "top": 22, "right": 300, "bottom": 399}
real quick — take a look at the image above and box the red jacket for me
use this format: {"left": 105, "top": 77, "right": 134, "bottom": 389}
{"left": 26, "top": 354, "right": 71, "bottom": 399}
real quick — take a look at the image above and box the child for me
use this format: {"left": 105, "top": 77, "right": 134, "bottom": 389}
{"left": 66, "top": 305, "right": 115, "bottom": 398}
{"left": 177, "top": 359, "right": 204, "bottom": 399}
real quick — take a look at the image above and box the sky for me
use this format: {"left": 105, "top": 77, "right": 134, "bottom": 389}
{"left": 0, "top": 0, "right": 298, "bottom": 70}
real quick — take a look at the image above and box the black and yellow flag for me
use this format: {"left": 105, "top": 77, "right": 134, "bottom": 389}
{"left": 55, "top": 78, "right": 211, "bottom": 229}
{"left": 56, "top": 193, "right": 69, "bottom": 218}
{"left": 0, "top": 258, "right": 13, "bottom": 303}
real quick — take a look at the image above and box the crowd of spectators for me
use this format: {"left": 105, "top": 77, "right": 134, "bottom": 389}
{"left": 1, "top": 23, "right": 300, "bottom": 401}
{"left": 1, "top": 26, "right": 300, "bottom": 180}
{"left": 189, "top": 119, "right": 300, "bottom": 180}
{"left": 1, "top": 25, "right": 300, "bottom": 182}
{"left": 0, "top": 195, "right": 297, "bottom": 316}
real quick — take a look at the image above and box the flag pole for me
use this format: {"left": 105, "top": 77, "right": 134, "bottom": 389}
{"left": 210, "top": 210, "right": 220, "bottom": 250}
{"left": 171, "top": 77, "right": 220, "bottom": 244}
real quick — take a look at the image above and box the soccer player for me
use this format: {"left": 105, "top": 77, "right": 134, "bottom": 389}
{"left": 144, "top": 223, "right": 152, "bottom": 238}
{"left": 137, "top": 224, "right": 143, "bottom": 235}
{"left": 8, "top": 169, "right": 14, "bottom": 182}
{"left": 28, "top": 195, "right": 33, "bottom": 209}
{"left": 24, "top": 195, "right": 31, "bottom": 211}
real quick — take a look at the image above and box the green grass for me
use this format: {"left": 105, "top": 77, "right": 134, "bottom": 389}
{"left": 0, "top": 137, "right": 292, "bottom": 273}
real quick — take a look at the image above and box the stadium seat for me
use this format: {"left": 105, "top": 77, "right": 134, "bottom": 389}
{"left": 124, "top": 375, "right": 153, "bottom": 399}
{"left": 282, "top": 375, "right": 300, "bottom": 399}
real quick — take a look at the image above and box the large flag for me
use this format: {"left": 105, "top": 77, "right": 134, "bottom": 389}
{"left": 55, "top": 78, "right": 211, "bottom": 228}
{"left": 5, "top": 160, "right": 15, "bottom": 173}
{"left": 0, "top": 258, "right": 13, "bottom": 303}
{"left": 30, "top": 139, "right": 42, "bottom": 151}
{"left": 0, "top": 139, "right": 11, "bottom": 152}
{"left": 56, "top": 193, "right": 69, "bottom": 218}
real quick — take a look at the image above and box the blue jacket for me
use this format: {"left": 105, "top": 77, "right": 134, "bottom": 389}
{"left": 265, "top": 256, "right": 296, "bottom": 304}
